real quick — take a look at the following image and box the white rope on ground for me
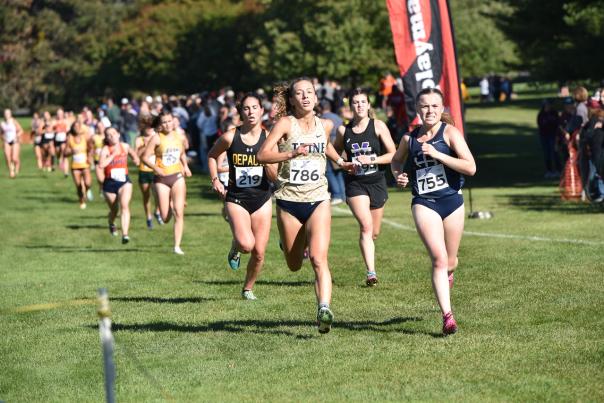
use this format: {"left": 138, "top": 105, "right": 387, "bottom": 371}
{"left": 332, "top": 206, "right": 604, "bottom": 246}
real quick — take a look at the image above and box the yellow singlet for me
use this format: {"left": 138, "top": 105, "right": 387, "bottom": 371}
{"left": 155, "top": 132, "right": 183, "bottom": 176}
{"left": 136, "top": 136, "right": 155, "bottom": 173}
{"left": 92, "top": 134, "right": 104, "bottom": 162}
{"left": 69, "top": 136, "right": 89, "bottom": 170}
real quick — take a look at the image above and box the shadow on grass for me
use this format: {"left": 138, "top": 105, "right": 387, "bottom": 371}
{"left": 501, "top": 193, "right": 604, "bottom": 214}
{"left": 112, "top": 296, "right": 216, "bottom": 304}
{"left": 24, "top": 244, "right": 143, "bottom": 253}
{"left": 24, "top": 195, "right": 74, "bottom": 203}
{"left": 193, "top": 279, "right": 315, "bottom": 287}
{"left": 65, "top": 224, "right": 107, "bottom": 230}
{"left": 108, "top": 316, "right": 441, "bottom": 339}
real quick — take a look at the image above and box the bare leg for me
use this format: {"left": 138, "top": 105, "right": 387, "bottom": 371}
{"left": 118, "top": 183, "right": 133, "bottom": 237}
{"left": 170, "top": 178, "right": 186, "bottom": 250}
{"left": 412, "top": 204, "right": 451, "bottom": 315}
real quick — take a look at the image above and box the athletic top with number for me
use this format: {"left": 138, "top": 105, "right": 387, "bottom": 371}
{"left": 69, "top": 136, "right": 90, "bottom": 169}
{"left": 92, "top": 134, "right": 105, "bottom": 162}
{"left": 226, "top": 129, "right": 270, "bottom": 198}
{"left": 1, "top": 120, "right": 17, "bottom": 143}
{"left": 343, "top": 119, "right": 384, "bottom": 184}
{"left": 155, "top": 132, "right": 183, "bottom": 176}
{"left": 406, "top": 123, "right": 463, "bottom": 199}
{"left": 104, "top": 143, "right": 129, "bottom": 182}
{"left": 54, "top": 120, "right": 68, "bottom": 142}
{"left": 136, "top": 136, "right": 155, "bottom": 173}
{"left": 274, "top": 116, "right": 329, "bottom": 202}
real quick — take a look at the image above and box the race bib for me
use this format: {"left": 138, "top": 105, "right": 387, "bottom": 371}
{"left": 110, "top": 168, "right": 127, "bottom": 182}
{"left": 416, "top": 164, "right": 449, "bottom": 195}
{"left": 73, "top": 153, "right": 87, "bottom": 164}
{"left": 55, "top": 132, "right": 67, "bottom": 142}
{"left": 218, "top": 171, "right": 229, "bottom": 185}
{"left": 352, "top": 153, "right": 378, "bottom": 176}
{"left": 290, "top": 159, "right": 320, "bottom": 185}
{"left": 162, "top": 149, "right": 180, "bottom": 166}
{"left": 44, "top": 132, "right": 54, "bottom": 139}
{"left": 148, "top": 155, "right": 156, "bottom": 165}
{"left": 235, "top": 166, "right": 263, "bottom": 188}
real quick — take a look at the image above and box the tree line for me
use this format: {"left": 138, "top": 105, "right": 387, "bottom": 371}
{"left": 0, "top": 0, "right": 601, "bottom": 110}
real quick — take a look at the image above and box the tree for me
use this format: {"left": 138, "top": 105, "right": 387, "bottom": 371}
{"left": 449, "top": 0, "right": 518, "bottom": 79}
{"left": 244, "top": 0, "right": 397, "bottom": 87}
{"left": 499, "top": 0, "right": 604, "bottom": 81}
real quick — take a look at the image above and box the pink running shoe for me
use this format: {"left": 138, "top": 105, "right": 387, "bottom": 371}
{"left": 448, "top": 271, "right": 454, "bottom": 289}
{"left": 442, "top": 312, "right": 458, "bottom": 335}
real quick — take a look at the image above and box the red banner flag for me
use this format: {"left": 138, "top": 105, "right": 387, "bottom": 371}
{"left": 386, "top": 0, "right": 464, "bottom": 134}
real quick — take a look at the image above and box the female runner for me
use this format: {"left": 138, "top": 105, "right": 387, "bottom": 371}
{"left": 31, "top": 112, "right": 44, "bottom": 170}
{"left": 390, "top": 88, "right": 476, "bottom": 335}
{"left": 135, "top": 116, "right": 162, "bottom": 229}
{"left": 142, "top": 111, "right": 192, "bottom": 254}
{"left": 257, "top": 77, "right": 352, "bottom": 333}
{"left": 333, "top": 89, "right": 395, "bottom": 286}
{"left": 54, "top": 108, "right": 70, "bottom": 177}
{"left": 208, "top": 93, "right": 277, "bottom": 300}
{"left": 92, "top": 121, "right": 106, "bottom": 197}
{"left": 65, "top": 119, "right": 93, "bottom": 209}
{"left": 1, "top": 109, "right": 23, "bottom": 178}
{"left": 99, "top": 127, "right": 139, "bottom": 244}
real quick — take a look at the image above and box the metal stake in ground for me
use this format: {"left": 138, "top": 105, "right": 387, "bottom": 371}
{"left": 97, "top": 288, "right": 116, "bottom": 403}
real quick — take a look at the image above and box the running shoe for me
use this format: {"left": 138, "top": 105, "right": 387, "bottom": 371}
{"left": 121, "top": 235, "right": 130, "bottom": 244}
{"left": 86, "top": 189, "right": 94, "bottom": 201}
{"left": 79, "top": 202, "right": 87, "bottom": 210}
{"left": 442, "top": 312, "right": 458, "bottom": 335}
{"left": 174, "top": 246, "right": 184, "bottom": 255}
{"left": 366, "top": 274, "right": 378, "bottom": 287}
{"left": 155, "top": 212, "right": 164, "bottom": 225}
{"left": 109, "top": 224, "right": 118, "bottom": 236}
{"left": 241, "top": 290, "right": 257, "bottom": 300}
{"left": 317, "top": 306, "right": 334, "bottom": 334}
{"left": 146, "top": 218, "right": 153, "bottom": 230}
{"left": 228, "top": 246, "right": 241, "bottom": 270}
{"left": 448, "top": 272, "right": 455, "bottom": 289}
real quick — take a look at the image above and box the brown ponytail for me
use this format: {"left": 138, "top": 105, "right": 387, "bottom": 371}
{"left": 440, "top": 111, "right": 455, "bottom": 126}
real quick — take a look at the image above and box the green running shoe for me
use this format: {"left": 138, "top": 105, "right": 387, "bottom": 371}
{"left": 317, "top": 306, "right": 334, "bottom": 334}
{"left": 228, "top": 246, "right": 241, "bottom": 270}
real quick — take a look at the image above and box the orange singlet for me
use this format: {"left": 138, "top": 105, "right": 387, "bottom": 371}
{"left": 104, "top": 143, "right": 129, "bottom": 182}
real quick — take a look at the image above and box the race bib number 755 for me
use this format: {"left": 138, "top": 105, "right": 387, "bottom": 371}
{"left": 416, "top": 164, "right": 449, "bottom": 195}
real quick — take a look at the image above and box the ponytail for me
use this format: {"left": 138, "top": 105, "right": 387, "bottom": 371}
{"left": 440, "top": 111, "right": 455, "bottom": 126}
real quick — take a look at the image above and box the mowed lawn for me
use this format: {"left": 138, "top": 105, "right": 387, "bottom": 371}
{"left": 1, "top": 93, "right": 603, "bottom": 402}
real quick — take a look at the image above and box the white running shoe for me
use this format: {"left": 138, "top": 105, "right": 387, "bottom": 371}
{"left": 241, "top": 290, "right": 257, "bottom": 300}
{"left": 174, "top": 246, "right": 184, "bottom": 255}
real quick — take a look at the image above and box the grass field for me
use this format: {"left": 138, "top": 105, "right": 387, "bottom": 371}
{"left": 1, "top": 90, "right": 603, "bottom": 402}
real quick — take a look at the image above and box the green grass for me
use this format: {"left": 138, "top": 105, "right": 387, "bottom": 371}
{"left": 1, "top": 90, "right": 603, "bottom": 402}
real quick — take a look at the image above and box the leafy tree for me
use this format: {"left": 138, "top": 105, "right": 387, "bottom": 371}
{"left": 449, "top": 0, "right": 518, "bottom": 78}
{"left": 244, "top": 0, "right": 397, "bottom": 87}
{"left": 499, "top": 0, "right": 604, "bottom": 81}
